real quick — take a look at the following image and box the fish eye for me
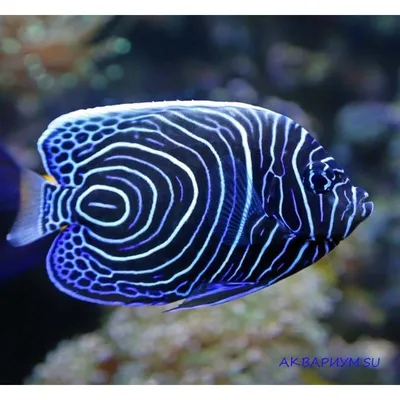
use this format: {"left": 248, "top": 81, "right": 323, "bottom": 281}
{"left": 303, "top": 161, "right": 337, "bottom": 194}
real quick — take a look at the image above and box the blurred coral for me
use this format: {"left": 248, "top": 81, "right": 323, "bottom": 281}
{"left": 0, "top": 16, "right": 129, "bottom": 117}
{"left": 265, "top": 42, "right": 333, "bottom": 91}
{"left": 27, "top": 262, "right": 337, "bottom": 384}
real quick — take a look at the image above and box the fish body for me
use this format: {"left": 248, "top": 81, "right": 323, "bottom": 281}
{"left": 4, "top": 101, "right": 373, "bottom": 310}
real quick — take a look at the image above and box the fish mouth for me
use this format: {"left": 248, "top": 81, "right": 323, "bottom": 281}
{"left": 360, "top": 191, "right": 370, "bottom": 203}
{"left": 359, "top": 191, "right": 374, "bottom": 218}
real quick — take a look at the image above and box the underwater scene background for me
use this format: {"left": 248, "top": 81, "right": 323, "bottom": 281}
{"left": 0, "top": 15, "right": 399, "bottom": 385}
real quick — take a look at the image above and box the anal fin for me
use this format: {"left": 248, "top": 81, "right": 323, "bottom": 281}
{"left": 164, "top": 281, "right": 268, "bottom": 312}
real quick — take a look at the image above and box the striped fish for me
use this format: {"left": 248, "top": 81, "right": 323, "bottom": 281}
{"left": 5, "top": 101, "right": 373, "bottom": 311}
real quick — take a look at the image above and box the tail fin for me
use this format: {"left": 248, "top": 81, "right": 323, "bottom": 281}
{"left": 0, "top": 142, "right": 56, "bottom": 247}
{"left": 6, "top": 168, "right": 50, "bottom": 247}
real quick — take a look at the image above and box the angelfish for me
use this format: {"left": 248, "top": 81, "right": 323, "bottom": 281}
{"left": 2, "top": 101, "right": 373, "bottom": 311}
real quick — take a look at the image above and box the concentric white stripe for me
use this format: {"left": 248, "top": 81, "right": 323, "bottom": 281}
{"left": 79, "top": 166, "right": 157, "bottom": 242}
{"left": 76, "top": 185, "right": 130, "bottom": 227}
{"left": 75, "top": 143, "right": 198, "bottom": 262}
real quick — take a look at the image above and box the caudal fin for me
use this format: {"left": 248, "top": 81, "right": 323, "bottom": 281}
{"left": 6, "top": 168, "right": 51, "bottom": 247}
{"left": 0, "top": 142, "right": 56, "bottom": 247}
{"left": 0, "top": 142, "right": 58, "bottom": 279}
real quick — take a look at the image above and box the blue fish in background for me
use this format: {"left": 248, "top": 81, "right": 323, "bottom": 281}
{"left": 2, "top": 101, "right": 374, "bottom": 311}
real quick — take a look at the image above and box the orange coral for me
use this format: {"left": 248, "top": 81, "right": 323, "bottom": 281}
{"left": 0, "top": 16, "right": 114, "bottom": 93}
